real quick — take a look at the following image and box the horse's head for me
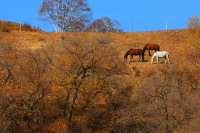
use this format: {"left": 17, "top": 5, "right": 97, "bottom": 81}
{"left": 143, "top": 44, "right": 148, "bottom": 51}
{"left": 142, "top": 44, "right": 147, "bottom": 55}
{"left": 124, "top": 51, "right": 129, "bottom": 63}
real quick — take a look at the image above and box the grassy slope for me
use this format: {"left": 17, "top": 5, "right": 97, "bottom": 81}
{"left": 0, "top": 29, "right": 192, "bottom": 66}
{"left": 0, "top": 29, "right": 190, "bottom": 52}
{"left": 3, "top": 30, "right": 199, "bottom": 82}
{"left": 0, "top": 29, "right": 199, "bottom": 132}
{"left": 1, "top": 29, "right": 196, "bottom": 83}
{"left": 0, "top": 20, "right": 42, "bottom": 32}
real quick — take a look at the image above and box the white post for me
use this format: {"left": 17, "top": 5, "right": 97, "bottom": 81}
{"left": 165, "top": 22, "right": 168, "bottom": 31}
{"left": 19, "top": 22, "right": 22, "bottom": 32}
{"left": 130, "top": 20, "right": 134, "bottom": 32}
{"left": 129, "top": 20, "right": 132, "bottom": 32}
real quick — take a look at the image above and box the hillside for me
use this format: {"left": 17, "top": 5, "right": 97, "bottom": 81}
{"left": 0, "top": 29, "right": 197, "bottom": 82}
{"left": 0, "top": 20, "right": 42, "bottom": 32}
{"left": 0, "top": 29, "right": 194, "bottom": 65}
{"left": 0, "top": 29, "right": 200, "bottom": 132}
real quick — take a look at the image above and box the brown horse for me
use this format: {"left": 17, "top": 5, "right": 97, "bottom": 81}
{"left": 143, "top": 43, "right": 160, "bottom": 56}
{"left": 124, "top": 48, "right": 145, "bottom": 63}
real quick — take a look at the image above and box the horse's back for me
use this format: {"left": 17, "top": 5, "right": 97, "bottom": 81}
{"left": 129, "top": 48, "right": 143, "bottom": 54}
{"left": 154, "top": 51, "right": 169, "bottom": 57}
{"left": 146, "top": 43, "right": 160, "bottom": 49}
{"left": 162, "top": 51, "right": 170, "bottom": 55}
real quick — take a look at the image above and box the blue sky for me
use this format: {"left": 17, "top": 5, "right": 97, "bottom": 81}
{"left": 0, "top": 0, "right": 200, "bottom": 32}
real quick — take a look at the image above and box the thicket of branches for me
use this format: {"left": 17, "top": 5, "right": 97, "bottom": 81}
{"left": 188, "top": 16, "right": 200, "bottom": 30}
{"left": 0, "top": 39, "right": 129, "bottom": 132}
{"left": 85, "top": 17, "right": 121, "bottom": 32}
{"left": 0, "top": 33, "right": 200, "bottom": 132}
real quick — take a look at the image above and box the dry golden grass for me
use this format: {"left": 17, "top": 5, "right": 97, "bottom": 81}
{"left": 1, "top": 30, "right": 198, "bottom": 93}
{"left": 0, "top": 20, "right": 42, "bottom": 32}
{"left": 0, "top": 29, "right": 199, "bottom": 132}
{"left": 0, "top": 29, "right": 196, "bottom": 72}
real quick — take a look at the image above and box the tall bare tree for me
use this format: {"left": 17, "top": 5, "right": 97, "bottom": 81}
{"left": 39, "top": 0, "right": 91, "bottom": 32}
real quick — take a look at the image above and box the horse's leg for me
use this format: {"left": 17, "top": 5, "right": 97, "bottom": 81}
{"left": 141, "top": 53, "right": 144, "bottom": 62}
{"left": 149, "top": 50, "right": 151, "bottom": 56}
{"left": 164, "top": 56, "right": 166, "bottom": 64}
{"left": 156, "top": 56, "right": 159, "bottom": 64}
{"left": 130, "top": 55, "right": 133, "bottom": 64}
{"left": 139, "top": 55, "right": 141, "bottom": 62}
{"left": 167, "top": 55, "right": 170, "bottom": 64}
{"left": 151, "top": 56, "right": 154, "bottom": 64}
{"left": 127, "top": 55, "right": 130, "bottom": 64}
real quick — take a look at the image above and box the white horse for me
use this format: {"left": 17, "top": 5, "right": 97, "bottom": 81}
{"left": 151, "top": 51, "right": 170, "bottom": 64}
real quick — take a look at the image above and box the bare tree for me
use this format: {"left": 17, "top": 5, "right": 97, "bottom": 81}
{"left": 85, "top": 17, "right": 121, "bottom": 32}
{"left": 138, "top": 66, "right": 200, "bottom": 133}
{"left": 186, "top": 16, "right": 200, "bottom": 67}
{"left": 0, "top": 45, "right": 55, "bottom": 132}
{"left": 40, "top": 0, "right": 91, "bottom": 32}
{"left": 188, "top": 16, "right": 200, "bottom": 30}
{"left": 49, "top": 37, "right": 129, "bottom": 131}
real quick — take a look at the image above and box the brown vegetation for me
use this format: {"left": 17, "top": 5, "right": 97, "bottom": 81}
{"left": 0, "top": 20, "right": 42, "bottom": 32}
{"left": 0, "top": 28, "right": 199, "bottom": 133}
